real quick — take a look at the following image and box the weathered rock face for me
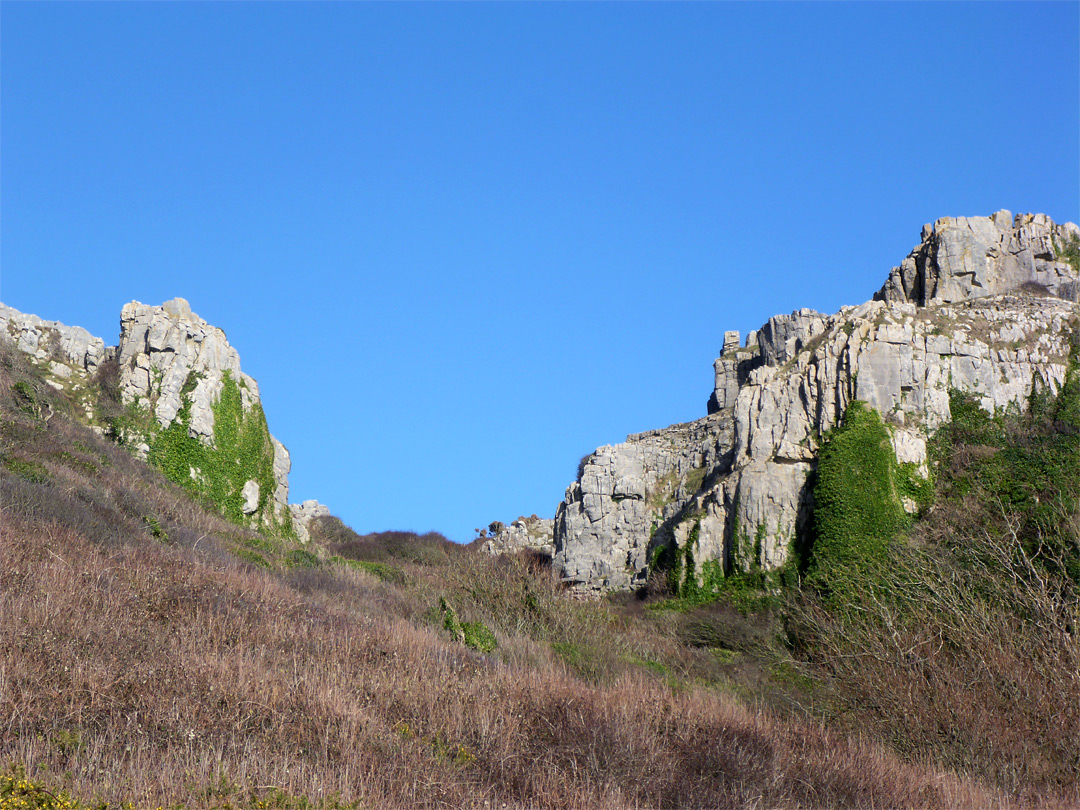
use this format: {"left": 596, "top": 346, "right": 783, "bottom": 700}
{"left": 118, "top": 298, "right": 246, "bottom": 434}
{"left": 479, "top": 516, "right": 556, "bottom": 558}
{"left": 0, "top": 303, "right": 107, "bottom": 374}
{"left": 554, "top": 414, "right": 733, "bottom": 591}
{"left": 115, "top": 298, "right": 291, "bottom": 531}
{"left": 876, "top": 210, "right": 1080, "bottom": 305}
{"left": 555, "top": 211, "right": 1080, "bottom": 593}
{"left": 2, "top": 297, "right": 305, "bottom": 536}
{"left": 0, "top": 303, "right": 110, "bottom": 425}
{"left": 290, "top": 500, "right": 331, "bottom": 544}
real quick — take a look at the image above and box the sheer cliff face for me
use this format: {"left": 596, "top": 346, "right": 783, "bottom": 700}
{"left": 554, "top": 211, "right": 1080, "bottom": 593}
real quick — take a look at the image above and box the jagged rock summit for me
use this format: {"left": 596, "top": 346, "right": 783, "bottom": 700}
{"left": 1, "top": 296, "right": 324, "bottom": 539}
{"left": 876, "top": 211, "right": 1079, "bottom": 305}
{"left": 551, "top": 210, "right": 1080, "bottom": 593}
{"left": 113, "top": 297, "right": 292, "bottom": 530}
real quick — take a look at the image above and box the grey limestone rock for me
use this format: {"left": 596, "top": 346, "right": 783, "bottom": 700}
{"left": 1, "top": 302, "right": 107, "bottom": 425}
{"left": 118, "top": 298, "right": 252, "bottom": 435}
{"left": 241, "top": 480, "right": 261, "bottom": 515}
{"left": 554, "top": 212, "right": 1080, "bottom": 593}
{"left": 115, "top": 298, "right": 291, "bottom": 527}
{"left": 1, "top": 303, "right": 107, "bottom": 375}
{"left": 480, "top": 517, "right": 556, "bottom": 558}
{"left": 290, "top": 500, "right": 331, "bottom": 545}
{"left": 876, "top": 210, "right": 1080, "bottom": 305}
{"left": 2, "top": 298, "right": 309, "bottom": 538}
{"left": 554, "top": 413, "right": 733, "bottom": 592}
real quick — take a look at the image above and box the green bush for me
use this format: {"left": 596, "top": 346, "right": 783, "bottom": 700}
{"left": 285, "top": 548, "right": 321, "bottom": 568}
{"left": 461, "top": 621, "right": 497, "bottom": 653}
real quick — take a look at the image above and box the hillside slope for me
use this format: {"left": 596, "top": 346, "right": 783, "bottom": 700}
{"left": 0, "top": 322, "right": 1012, "bottom": 809}
{"left": 3, "top": 211, "right": 1079, "bottom": 808}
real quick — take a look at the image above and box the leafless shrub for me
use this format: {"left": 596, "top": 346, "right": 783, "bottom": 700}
{"left": 1, "top": 509, "right": 1000, "bottom": 809}
{"left": 789, "top": 507, "right": 1080, "bottom": 802}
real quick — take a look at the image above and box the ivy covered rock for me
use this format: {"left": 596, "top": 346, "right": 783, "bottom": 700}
{"left": 554, "top": 211, "right": 1080, "bottom": 594}
{"left": 114, "top": 298, "right": 293, "bottom": 533}
{"left": 0, "top": 297, "right": 309, "bottom": 538}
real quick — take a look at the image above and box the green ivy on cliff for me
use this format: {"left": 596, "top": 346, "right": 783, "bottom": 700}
{"left": 807, "top": 400, "right": 908, "bottom": 600}
{"left": 147, "top": 370, "right": 288, "bottom": 535}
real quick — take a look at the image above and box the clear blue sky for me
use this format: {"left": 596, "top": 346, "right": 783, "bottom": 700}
{"left": 3, "top": 2, "right": 1078, "bottom": 542}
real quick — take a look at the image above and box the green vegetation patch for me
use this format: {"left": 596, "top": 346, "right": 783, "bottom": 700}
{"left": 808, "top": 400, "right": 909, "bottom": 599}
{"left": 10, "top": 381, "right": 43, "bottom": 418}
{"left": 285, "top": 548, "right": 321, "bottom": 568}
{"left": 934, "top": 347, "right": 1080, "bottom": 581}
{"left": 334, "top": 557, "right": 407, "bottom": 584}
{"left": 439, "top": 598, "right": 497, "bottom": 653}
{"left": 460, "top": 621, "right": 497, "bottom": 653}
{"left": 54, "top": 450, "right": 99, "bottom": 476}
{"left": 143, "top": 514, "right": 168, "bottom": 543}
{"left": 141, "top": 370, "right": 286, "bottom": 535}
{"left": 1, "top": 452, "right": 49, "bottom": 483}
{"left": 1, "top": 765, "right": 361, "bottom": 810}
{"left": 1054, "top": 231, "right": 1080, "bottom": 275}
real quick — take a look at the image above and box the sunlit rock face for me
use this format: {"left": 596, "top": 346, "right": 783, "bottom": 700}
{"left": 554, "top": 211, "right": 1080, "bottom": 593}
{"left": 479, "top": 517, "right": 556, "bottom": 559}
{"left": 2, "top": 296, "right": 317, "bottom": 537}
{"left": 114, "top": 298, "right": 293, "bottom": 530}
{"left": 0, "top": 303, "right": 109, "bottom": 424}
{"left": 876, "top": 210, "right": 1080, "bottom": 306}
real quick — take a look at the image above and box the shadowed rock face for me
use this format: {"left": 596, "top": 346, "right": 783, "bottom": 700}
{"left": 554, "top": 212, "right": 1080, "bottom": 593}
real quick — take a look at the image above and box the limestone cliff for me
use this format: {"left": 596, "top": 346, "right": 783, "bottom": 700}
{"left": 554, "top": 211, "right": 1080, "bottom": 593}
{"left": 1, "top": 297, "right": 312, "bottom": 538}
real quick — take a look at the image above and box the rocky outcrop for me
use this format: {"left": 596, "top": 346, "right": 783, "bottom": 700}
{"left": 2, "top": 297, "right": 300, "bottom": 536}
{"left": 876, "top": 211, "right": 1080, "bottom": 305}
{"left": 554, "top": 211, "right": 1080, "bottom": 593}
{"left": 1, "top": 303, "right": 109, "bottom": 425}
{"left": 290, "top": 500, "right": 331, "bottom": 544}
{"left": 117, "top": 298, "right": 258, "bottom": 439}
{"left": 0, "top": 303, "right": 107, "bottom": 375}
{"left": 114, "top": 298, "right": 291, "bottom": 531}
{"left": 479, "top": 516, "right": 556, "bottom": 558}
{"left": 554, "top": 415, "right": 733, "bottom": 591}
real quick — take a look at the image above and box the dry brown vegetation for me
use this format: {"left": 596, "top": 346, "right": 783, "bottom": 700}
{"left": 0, "top": 335, "right": 1072, "bottom": 808}
{"left": 788, "top": 380, "right": 1080, "bottom": 807}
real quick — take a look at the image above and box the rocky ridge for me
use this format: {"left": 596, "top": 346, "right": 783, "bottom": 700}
{"left": 552, "top": 211, "right": 1080, "bottom": 593}
{"left": 1, "top": 297, "right": 320, "bottom": 538}
{"left": 1, "top": 303, "right": 110, "bottom": 425}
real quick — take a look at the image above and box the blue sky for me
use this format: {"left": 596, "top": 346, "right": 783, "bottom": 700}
{"left": 3, "top": 2, "right": 1078, "bottom": 542}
